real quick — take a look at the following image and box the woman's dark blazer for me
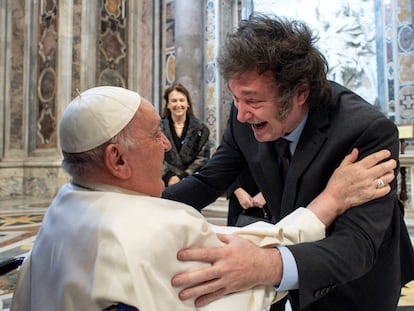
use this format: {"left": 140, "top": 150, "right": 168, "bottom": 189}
{"left": 161, "top": 115, "right": 210, "bottom": 184}
{"left": 163, "top": 82, "right": 414, "bottom": 310}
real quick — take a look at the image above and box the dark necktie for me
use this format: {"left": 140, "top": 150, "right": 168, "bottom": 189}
{"left": 275, "top": 138, "right": 291, "bottom": 183}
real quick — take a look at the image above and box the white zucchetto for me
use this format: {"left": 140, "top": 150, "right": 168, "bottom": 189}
{"left": 59, "top": 86, "right": 141, "bottom": 153}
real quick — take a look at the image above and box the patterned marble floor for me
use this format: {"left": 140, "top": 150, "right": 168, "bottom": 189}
{"left": 0, "top": 197, "right": 413, "bottom": 310}
{"left": 0, "top": 197, "right": 48, "bottom": 310}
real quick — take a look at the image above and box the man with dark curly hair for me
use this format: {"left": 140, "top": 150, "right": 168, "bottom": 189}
{"left": 164, "top": 13, "right": 414, "bottom": 311}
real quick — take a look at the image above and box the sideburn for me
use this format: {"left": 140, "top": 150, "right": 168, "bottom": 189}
{"left": 277, "top": 97, "right": 293, "bottom": 122}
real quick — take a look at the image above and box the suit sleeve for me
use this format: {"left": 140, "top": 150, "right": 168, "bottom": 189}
{"left": 162, "top": 105, "right": 247, "bottom": 210}
{"left": 287, "top": 116, "right": 400, "bottom": 308}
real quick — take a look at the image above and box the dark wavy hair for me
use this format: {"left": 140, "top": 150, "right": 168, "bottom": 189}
{"left": 217, "top": 13, "right": 332, "bottom": 110}
{"left": 161, "top": 82, "right": 195, "bottom": 118}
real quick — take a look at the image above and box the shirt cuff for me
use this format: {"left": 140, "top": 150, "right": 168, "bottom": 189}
{"left": 274, "top": 246, "right": 299, "bottom": 291}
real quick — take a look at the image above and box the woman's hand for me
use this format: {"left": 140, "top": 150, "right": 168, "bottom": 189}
{"left": 252, "top": 192, "right": 266, "bottom": 208}
{"left": 234, "top": 187, "right": 255, "bottom": 209}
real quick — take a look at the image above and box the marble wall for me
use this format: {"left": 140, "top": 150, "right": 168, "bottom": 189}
{"left": 0, "top": 0, "right": 156, "bottom": 199}
{"left": 384, "top": 0, "right": 414, "bottom": 132}
{"left": 9, "top": 0, "right": 25, "bottom": 152}
{"left": 1, "top": 0, "right": 413, "bottom": 200}
{"left": 159, "top": 0, "right": 241, "bottom": 150}
{"left": 203, "top": 0, "right": 236, "bottom": 151}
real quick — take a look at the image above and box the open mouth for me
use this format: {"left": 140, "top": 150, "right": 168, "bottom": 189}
{"left": 252, "top": 122, "right": 267, "bottom": 129}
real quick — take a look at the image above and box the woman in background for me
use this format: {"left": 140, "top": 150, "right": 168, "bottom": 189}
{"left": 161, "top": 82, "right": 210, "bottom": 186}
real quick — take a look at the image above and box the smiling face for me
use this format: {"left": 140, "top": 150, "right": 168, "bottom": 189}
{"left": 228, "top": 69, "right": 309, "bottom": 142}
{"left": 167, "top": 90, "right": 189, "bottom": 119}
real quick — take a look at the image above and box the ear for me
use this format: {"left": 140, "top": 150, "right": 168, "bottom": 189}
{"left": 296, "top": 83, "right": 310, "bottom": 106}
{"left": 104, "top": 144, "right": 131, "bottom": 180}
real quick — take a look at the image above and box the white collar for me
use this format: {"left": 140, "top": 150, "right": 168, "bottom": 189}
{"left": 70, "top": 178, "right": 145, "bottom": 196}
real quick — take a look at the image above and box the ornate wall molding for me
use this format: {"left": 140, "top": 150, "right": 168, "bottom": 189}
{"left": 35, "top": 0, "right": 58, "bottom": 149}
{"left": 97, "top": 0, "right": 128, "bottom": 87}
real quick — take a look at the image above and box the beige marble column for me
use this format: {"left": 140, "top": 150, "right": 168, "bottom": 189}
{"left": 174, "top": 0, "right": 204, "bottom": 119}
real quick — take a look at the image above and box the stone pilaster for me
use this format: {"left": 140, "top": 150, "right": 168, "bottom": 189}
{"left": 174, "top": 0, "right": 204, "bottom": 119}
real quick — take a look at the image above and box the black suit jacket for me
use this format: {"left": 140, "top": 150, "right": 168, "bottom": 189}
{"left": 163, "top": 82, "right": 414, "bottom": 310}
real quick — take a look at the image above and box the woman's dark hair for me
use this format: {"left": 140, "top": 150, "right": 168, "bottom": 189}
{"left": 161, "top": 82, "right": 195, "bottom": 118}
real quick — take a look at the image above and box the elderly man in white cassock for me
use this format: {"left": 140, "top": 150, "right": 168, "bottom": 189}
{"left": 11, "top": 86, "right": 395, "bottom": 311}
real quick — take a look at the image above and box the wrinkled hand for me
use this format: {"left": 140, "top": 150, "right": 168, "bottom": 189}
{"left": 328, "top": 148, "right": 395, "bottom": 208}
{"left": 252, "top": 192, "right": 266, "bottom": 208}
{"left": 308, "top": 148, "right": 396, "bottom": 225}
{"left": 171, "top": 234, "right": 282, "bottom": 307}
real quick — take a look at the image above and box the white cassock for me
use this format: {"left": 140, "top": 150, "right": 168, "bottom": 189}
{"left": 11, "top": 183, "right": 325, "bottom": 311}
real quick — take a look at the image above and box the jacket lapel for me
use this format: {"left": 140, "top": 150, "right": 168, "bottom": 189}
{"left": 281, "top": 109, "right": 329, "bottom": 217}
